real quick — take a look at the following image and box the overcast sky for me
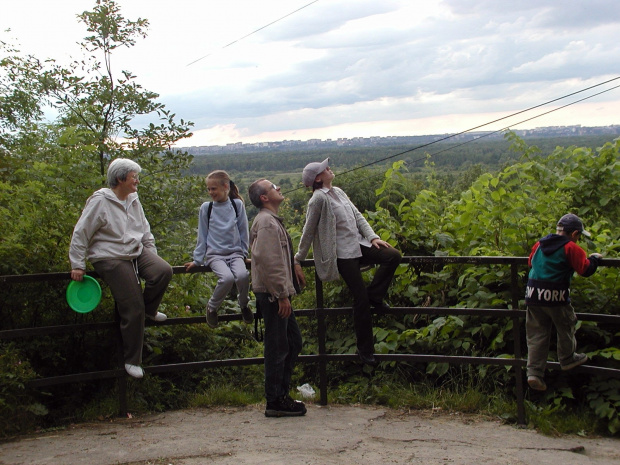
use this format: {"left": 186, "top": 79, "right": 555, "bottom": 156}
{"left": 2, "top": 0, "right": 620, "bottom": 146}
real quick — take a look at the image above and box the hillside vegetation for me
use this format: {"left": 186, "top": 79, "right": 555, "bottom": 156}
{"left": 1, "top": 0, "right": 619, "bottom": 438}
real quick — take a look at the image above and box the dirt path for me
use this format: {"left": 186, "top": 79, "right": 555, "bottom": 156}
{"left": 1, "top": 404, "right": 618, "bottom": 465}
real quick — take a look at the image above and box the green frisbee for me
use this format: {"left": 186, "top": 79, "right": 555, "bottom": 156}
{"left": 66, "top": 275, "right": 102, "bottom": 313}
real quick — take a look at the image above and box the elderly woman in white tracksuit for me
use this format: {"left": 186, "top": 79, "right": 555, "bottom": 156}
{"left": 69, "top": 158, "right": 172, "bottom": 379}
{"left": 294, "top": 158, "right": 401, "bottom": 366}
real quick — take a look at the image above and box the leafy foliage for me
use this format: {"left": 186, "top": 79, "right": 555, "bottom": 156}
{"left": 586, "top": 379, "right": 620, "bottom": 434}
{"left": 0, "top": 344, "right": 47, "bottom": 437}
{"left": 1, "top": 1, "right": 619, "bottom": 438}
{"left": 353, "top": 133, "right": 619, "bottom": 434}
{"left": 0, "top": 0, "right": 201, "bottom": 278}
{"left": 0, "top": 0, "right": 204, "bottom": 433}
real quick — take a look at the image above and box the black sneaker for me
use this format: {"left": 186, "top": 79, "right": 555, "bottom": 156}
{"left": 285, "top": 395, "right": 307, "bottom": 415}
{"left": 206, "top": 310, "right": 218, "bottom": 329}
{"left": 241, "top": 306, "right": 254, "bottom": 324}
{"left": 371, "top": 302, "right": 391, "bottom": 314}
{"left": 265, "top": 396, "right": 307, "bottom": 417}
{"left": 356, "top": 350, "right": 378, "bottom": 366}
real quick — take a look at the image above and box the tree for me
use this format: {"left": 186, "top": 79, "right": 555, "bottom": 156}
{"left": 0, "top": 0, "right": 203, "bottom": 295}
{"left": 1, "top": 3, "right": 205, "bottom": 434}
{"left": 41, "top": 0, "right": 193, "bottom": 176}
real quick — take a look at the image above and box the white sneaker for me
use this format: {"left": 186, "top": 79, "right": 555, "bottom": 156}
{"left": 125, "top": 364, "right": 144, "bottom": 378}
{"left": 147, "top": 312, "right": 167, "bottom": 322}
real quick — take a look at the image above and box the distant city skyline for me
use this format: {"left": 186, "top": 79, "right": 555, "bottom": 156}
{"left": 180, "top": 124, "right": 620, "bottom": 153}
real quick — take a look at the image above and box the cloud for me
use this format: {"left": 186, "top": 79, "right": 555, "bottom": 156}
{"left": 262, "top": 0, "right": 402, "bottom": 41}
{"left": 2, "top": 0, "right": 619, "bottom": 146}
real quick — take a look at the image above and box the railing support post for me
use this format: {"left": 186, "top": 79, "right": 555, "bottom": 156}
{"left": 114, "top": 304, "right": 128, "bottom": 417}
{"left": 511, "top": 263, "right": 526, "bottom": 425}
{"left": 315, "top": 271, "right": 328, "bottom": 405}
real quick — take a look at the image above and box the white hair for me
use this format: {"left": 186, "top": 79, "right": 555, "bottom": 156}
{"left": 107, "top": 158, "right": 141, "bottom": 188}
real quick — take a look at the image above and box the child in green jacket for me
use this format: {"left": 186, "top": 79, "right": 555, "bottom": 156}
{"left": 525, "top": 213, "right": 602, "bottom": 391}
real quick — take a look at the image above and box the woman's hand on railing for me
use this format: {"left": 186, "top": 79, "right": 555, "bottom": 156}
{"left": 295, "top": 263, "right": 306, "bottom": 289}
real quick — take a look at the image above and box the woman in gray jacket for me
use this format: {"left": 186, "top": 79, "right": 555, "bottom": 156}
{"left": 294, "top": 158, "right": 401, "bottom": 366}
{"left": 69, "top": 159, "right": 173, "bottom": 378}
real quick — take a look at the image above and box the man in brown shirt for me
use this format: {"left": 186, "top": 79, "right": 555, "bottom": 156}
{"left": 248, "top": 179, "right": 305, "bottom": 417}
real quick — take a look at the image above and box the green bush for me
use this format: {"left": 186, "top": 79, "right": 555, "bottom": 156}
{"left": 2, "top": 0, "right": 619, "bottom": 436}
{"left": 0, "top": 344, "right": 48, "bottom": 437}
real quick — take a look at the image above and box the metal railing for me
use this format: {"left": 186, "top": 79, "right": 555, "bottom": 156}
{"left": 1, "top": 256, "right": 619, "bottom": 425}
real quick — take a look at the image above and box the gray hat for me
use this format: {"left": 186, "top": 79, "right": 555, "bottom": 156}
{"left": 557, "top": 213, "right": 591, "bottom": 237}
{"left": 302, "top": 158, "right": 330, "bottom": 187}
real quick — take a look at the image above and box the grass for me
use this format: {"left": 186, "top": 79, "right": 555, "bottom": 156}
{"left": 188, "top": 384, "right": 263, "bottom": 408}
{"left": 323, "top": 377, "right": 612, "bottom": 437}
{"left": 12, "top": 373, "right": 613, "bottom": 439}
{"left": 524, "top": 399, "right": 605, "bottom": 437}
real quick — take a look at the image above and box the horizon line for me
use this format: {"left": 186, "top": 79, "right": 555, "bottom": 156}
{"left": 176, "top": 123, "right": 620, "bottom": 149}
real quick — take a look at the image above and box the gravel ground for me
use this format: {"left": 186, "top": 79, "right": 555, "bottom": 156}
{"left": 1, "top": 404, "right": 618, "bottom": 465}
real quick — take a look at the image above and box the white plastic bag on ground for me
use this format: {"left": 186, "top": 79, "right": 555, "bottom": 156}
{"left": 297, "top": 383, "right": 316, "bottom": 398}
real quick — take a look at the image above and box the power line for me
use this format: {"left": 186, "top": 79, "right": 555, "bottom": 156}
{"left": 186, "top": 0, "right": 320, "bottom": 67}
{"left": 279, "top": 78, "right": 620, "bottom": 194}
{"left": 187, "top": 76, "right": 620, "bottom": 203}
{"left": 332, "top": 76, "right": 620, "bottom": 181}
{"left": 189, "top": 78, "right": 620, "bottom": 193}
{"left": 334, "top": 82, "right": 620, "bottom": 191}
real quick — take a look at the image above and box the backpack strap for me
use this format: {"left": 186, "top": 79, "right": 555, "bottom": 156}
{"left": 206, "top": 201, "right": 213, "bottom": 230}
{"left": 206, "top": 197, "right": 239, "bottom": 230}
{"left": 230, "top": 197, "right": 239, "bottom": 217}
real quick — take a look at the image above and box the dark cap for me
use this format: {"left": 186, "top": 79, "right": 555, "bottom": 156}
{"left": 557, "top": 213, "right": 591, "bottom": 237}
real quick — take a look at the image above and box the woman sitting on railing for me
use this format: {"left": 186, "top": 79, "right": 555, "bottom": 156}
{"left": 69, "top": 158, "right": 173, "bottom": 379}
{"left": 294, "top": 158, "right": 401, "bottom": 367}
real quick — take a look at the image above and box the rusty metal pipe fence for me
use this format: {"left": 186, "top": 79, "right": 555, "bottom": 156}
{"left": 1, "top": 256, "right": 619, "bottom": 425}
